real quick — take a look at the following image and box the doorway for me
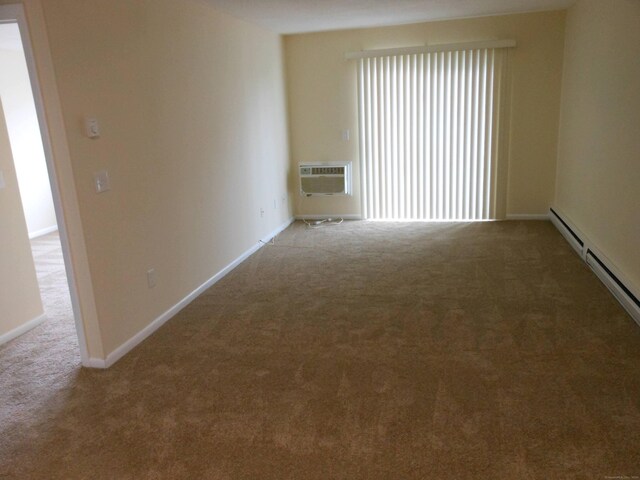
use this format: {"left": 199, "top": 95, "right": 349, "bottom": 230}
{"left": 0, "top": 6, "right": 87, "bottom": 363}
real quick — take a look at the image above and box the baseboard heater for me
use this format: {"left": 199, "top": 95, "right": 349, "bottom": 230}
{"left": 585, "top": 249, "right": 640, "bottom": 327}
{"left": 549, "top": 208, "right": 584, "bottom": 256}
{"left": 550, "top": 207, "right": 640, "bottom": 328}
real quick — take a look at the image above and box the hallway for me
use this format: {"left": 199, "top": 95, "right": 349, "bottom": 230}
{"left": 0, "top": 231, "right": 78, "bottom": 375}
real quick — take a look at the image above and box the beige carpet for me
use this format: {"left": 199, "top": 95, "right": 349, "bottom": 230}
{"left": 1, "top": 221, "right": 639, "bottom": 479}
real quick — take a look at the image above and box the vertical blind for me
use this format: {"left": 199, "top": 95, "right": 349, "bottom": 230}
{"left": 357, "top": 47, "right": 507, "bottom": 220}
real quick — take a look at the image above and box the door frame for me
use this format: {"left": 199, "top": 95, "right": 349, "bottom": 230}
{"left": 0, "top": 3, "right": 98, "bottom": 365}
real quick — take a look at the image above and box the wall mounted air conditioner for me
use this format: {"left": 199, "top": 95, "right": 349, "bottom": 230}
{"left": 299, "top": 162, "right": 352, "bottom": 196}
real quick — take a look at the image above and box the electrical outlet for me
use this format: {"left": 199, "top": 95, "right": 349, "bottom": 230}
{"left": 273, "top": 198, "right": 277, "bottom": 209}
{"left": 260, "top": 208, "right": 265, "bottom": 218}
{"left": 147, "top": 268, "right": 157, "bottom": 288}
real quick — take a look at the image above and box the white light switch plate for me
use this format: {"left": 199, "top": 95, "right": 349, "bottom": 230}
{"left": 147, "top": 268, "right": 157, "bottom": 288}
{"left": 94, "top": 170, "right": 110, "bottom": 193}
{"left": 85, "top": 117, "right": 100, "bottom": 138}
{"left": 0, "top": 170, "right": 5, "bottom": 190}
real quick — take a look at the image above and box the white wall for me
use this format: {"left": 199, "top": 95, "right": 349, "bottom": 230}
{"left": 554, "top": 0, "right": 640, "bottom": 295}
{"left": 0, "top": 23, "right": 56, "bottom": 238}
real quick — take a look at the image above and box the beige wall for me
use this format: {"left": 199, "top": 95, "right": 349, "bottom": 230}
{"left": 0, "top": 97, "right": 44, "bottom": 341}
{"left": 285, "top": 11, "right": 566, "bottom": 218}
{"left": 555, "top": 0, "right": 640, "bottom": 294}
{"left": 38, "top": 0, "right": 291, "bottom": 356}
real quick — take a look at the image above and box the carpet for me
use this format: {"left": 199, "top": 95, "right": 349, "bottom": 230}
{"left": 1, "top": 221, "right": 639, "bottom": 479}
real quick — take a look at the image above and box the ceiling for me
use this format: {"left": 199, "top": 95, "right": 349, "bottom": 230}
{"left": 202, "top": 0, "right": 574, "bottom": 34}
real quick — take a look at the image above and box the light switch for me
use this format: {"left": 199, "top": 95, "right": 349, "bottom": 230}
{"left": 85, "top": 117, "right": 100, "bottom": 138}
{"left": 94, "top": 170, "right": 110, "bottom": 193}
{"left": 147, "top": 268, "right": 157, "bottom": 288}
{"left": 0, "top": 170, "right": 5, "bottom": 190}
{"left": 341, "top": 129, "right": 350, "bottom": 142}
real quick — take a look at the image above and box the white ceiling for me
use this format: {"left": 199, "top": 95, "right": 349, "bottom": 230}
{"left": 202, "top": 0, "right": 574, "bottom": 34}
{"left": 0, "top": 23, "right": 22, "bottom": 51}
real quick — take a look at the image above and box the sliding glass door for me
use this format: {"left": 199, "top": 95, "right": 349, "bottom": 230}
{"left": 357, "top": 46, "right": 509, "bottom": 220}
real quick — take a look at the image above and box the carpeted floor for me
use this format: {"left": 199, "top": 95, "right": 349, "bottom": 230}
{"left": 1, "top": 221, "right": 639, "bottom": 479}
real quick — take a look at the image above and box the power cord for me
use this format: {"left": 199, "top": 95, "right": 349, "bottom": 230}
{"left": 303, "top": 217, "right": 344, "bottom": 229}
{"left": 259, "top": 236, "right": 277, "bottom": 246}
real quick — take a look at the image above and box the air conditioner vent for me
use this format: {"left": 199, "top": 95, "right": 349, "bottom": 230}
{"left": 299, "top": 162, "right": 352, "bottom": 196}
{"left": 312, "top": 166, "right": 344, "bottom": 175}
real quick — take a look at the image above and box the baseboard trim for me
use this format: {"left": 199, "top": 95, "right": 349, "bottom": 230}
{"left": 84, "top": 357, "right": 107, "bottom": 369}
{"left": 98, "top": 217, "right": 295, "bottom": 369}
{"left": 295, "top": 214, "right": 362, "bottom": 220}
{"left": 0, "top": 313, "right": 46, "bottom": 346}
{"left": 260, "top": 217, "right": 295, "bottom": 243}
{"left": 505, "top": 213, "right": 549, "bottom": 220}
{"left": 29, "top": 225, "right": 58, "bottom": 239}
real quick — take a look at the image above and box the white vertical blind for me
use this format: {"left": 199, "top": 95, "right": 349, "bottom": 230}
{"left": 358, "top": 47, "right": 505, "bottom": 220}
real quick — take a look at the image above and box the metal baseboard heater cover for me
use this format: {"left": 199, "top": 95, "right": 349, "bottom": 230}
{"left": 550, "top": 208, "right": 584, "bottom": 256}
{"left": 550, "top": 207, "right": 640, "bottom": 328}
{"left": 299, "top": 162, "right": 352, "bottom": 196}
{"left": 586, "top": 249, "right": 640, "bottom": 327}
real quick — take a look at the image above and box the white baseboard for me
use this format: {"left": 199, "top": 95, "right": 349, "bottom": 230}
{"left": 295, "top": 214, "right": 362, "bottom": 220}
{"left": 0, "top": 313, "right": 46, "bottom": 346}
{"left": 260, "top": 217, "right": 295, "bottom": 243}
{"left": 83, "top": 357, "right": 107, "bottom": 368}
{"left": 97, "top": 217, "right": 295, "bottom": 369}
{"left": 29, "top": 225, "right": 58, "bottom": 239}
{"left": 297, "top": 214, "right": 548, "bottom": 222}
{"left": 505, "top": 213, "right": 549, "bottom": 220}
